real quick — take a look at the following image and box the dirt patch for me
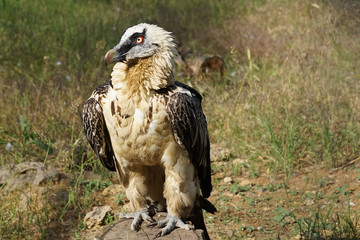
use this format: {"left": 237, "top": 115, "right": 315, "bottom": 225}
{"left": 1, "top": 160, "right": 359, "bottom": 239}
{"left": 205, "top": 163, "right": 360, "bottom": 239}
{"left": 73, "top": 161, "right": 360, "bottom": 240}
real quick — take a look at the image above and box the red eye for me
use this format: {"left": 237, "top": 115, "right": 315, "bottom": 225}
{"left": 136, "top": 36, "right": 144, "bottom": 44}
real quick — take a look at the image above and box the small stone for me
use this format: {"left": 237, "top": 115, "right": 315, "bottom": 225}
{"left": 84, "top": 206, "right": 112, "bottom": 228}
{"left": 239, "top": 179, "right": 252, "bottom": 187}
{"left": 215, "top": 172, "right": 225, "bottom": 179}
{"left": 224, "top": 177, "right": 233, "bottom": 183}
{"left": 5, "top": 142, "right": 13, "bottom": 151}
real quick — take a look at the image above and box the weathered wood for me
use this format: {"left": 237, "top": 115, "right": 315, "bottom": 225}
{"left": 94, "top": 212, "right": 205, "bottom": 240}
{"left": 185, "top": 56, "right": 224, "bottom": 77}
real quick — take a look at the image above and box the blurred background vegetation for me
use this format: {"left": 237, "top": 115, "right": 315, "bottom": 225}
{"left": 0, "top": 0, "right": 360, "bottom": 239}
{"left": 1, "top": 0, "right": 359, "bottom": 172}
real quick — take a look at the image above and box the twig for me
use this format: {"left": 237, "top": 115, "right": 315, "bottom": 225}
{"left": 330, "top": 157, "right": 360, "bottom": 173}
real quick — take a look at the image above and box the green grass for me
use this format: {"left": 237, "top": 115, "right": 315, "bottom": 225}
{"left": 294, "top": 202, "right": 360, "bottom": 240}
{"left": 1, "top": 0, "right": 360, "bottom": 239}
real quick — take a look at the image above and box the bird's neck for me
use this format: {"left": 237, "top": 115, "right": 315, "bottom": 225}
{"left": 111, "top": 53, "right": 175, "bottom": 103}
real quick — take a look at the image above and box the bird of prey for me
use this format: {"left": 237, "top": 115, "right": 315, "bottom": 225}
{"left": 82, "top": 23, "right": 215, "bottom": 238}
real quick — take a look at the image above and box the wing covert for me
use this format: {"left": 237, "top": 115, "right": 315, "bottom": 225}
{"left": 82, "top": 97, "right": 116, "bottom": 171}
{"left": 166, "top": 82, "right": 212, "bottom": 198}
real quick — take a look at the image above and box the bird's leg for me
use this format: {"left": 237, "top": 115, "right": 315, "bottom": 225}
{"left": 119, "top": 205, "right": 156, "bottom": 231}
{"left": 148, "top": 214, "right": 194, "bottom": 238}
{"left": 149, "top": 155, "right": 198, "bottom": 236}
{"left": 120, "top": 170, "right": 159, "bottom": 231}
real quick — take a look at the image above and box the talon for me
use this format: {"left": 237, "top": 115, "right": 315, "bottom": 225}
{"left": 146, "top": 216, "right": 156, "bottom": 223}
{"left": 147, "top": 221, "right": 158, "bottom": 227}
{"left": 154, "top": 231, "right": 162, "bottom": 238}
{"left": 119, "top": 208, "right": 155, "bottom": 231}
{"left": 150, "top": 214, "right": 192, "bottom": 236}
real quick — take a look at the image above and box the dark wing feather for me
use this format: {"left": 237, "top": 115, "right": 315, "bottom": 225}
{"left": 82, "top": 97, "right": 116, "bottom": 171}
{"left": 166, "top": 82, "right": 212, "bottom": 198}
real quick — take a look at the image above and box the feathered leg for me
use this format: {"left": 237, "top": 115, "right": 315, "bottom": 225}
{"left": 150, "top": 148, "right": 199, "bottom": 237}
{"left": 119, "top": 166, "right": 166, "bottom": 231}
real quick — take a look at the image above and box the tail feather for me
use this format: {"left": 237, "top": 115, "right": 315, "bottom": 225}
{"left": 200, "top": 196, "right": 217, "bottom": 214}
{"left": 188, "top": 206, "right": 210, "bottom": 240}
{"left": 187, "top": 196, "right": 216, "bottom": 240}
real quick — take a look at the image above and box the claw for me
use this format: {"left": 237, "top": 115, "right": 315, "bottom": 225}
{"left": 119, "top": 208, "right": 155, "bottom": 231}
{"left": 149, "top": 214, "right": 194, "bottom": 237}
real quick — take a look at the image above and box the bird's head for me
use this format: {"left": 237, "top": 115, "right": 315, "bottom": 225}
{"left": 104, "top": 23, "right": 177, "bottom": 66}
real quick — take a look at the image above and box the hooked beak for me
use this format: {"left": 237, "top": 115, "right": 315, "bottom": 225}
{"left": 104, "top": 49, "right": 127, "bottom": 66}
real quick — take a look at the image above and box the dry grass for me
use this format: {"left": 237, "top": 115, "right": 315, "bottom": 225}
{"left": 203, "top": 0, "right": 360, "bottom": 174}
{"left": 0, "top": 0, "right": 360, "bottom": 239}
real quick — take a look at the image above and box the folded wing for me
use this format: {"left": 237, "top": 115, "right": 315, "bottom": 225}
{"left": 166, "top": 82, "right": 212, "bottom": 198}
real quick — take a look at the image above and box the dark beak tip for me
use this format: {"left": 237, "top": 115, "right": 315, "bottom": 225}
{"left": 104, "top": 49, "right": 117, "bottom": 66}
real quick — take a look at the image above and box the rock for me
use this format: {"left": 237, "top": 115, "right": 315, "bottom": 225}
{"left": 239, "top": 179, "right": 253, "bottom": 187}
{"left": 84, "top": 206, "right": 112, "bottom": 228}
{"left": 5, "top": 142, "right": 13, "bottom": 151}
{"left": 3, "top": 162, "right": 61, "bottom": 190}
{"left": 94, "top": 212, "right": 206, "bottom": 240}
{"left": 224, "top": 177, "right": 233, "bottom": 183}
{"left": 215, "top": 172, "right": 225, "bottom": 179}
{"left": 15, "top": 162, "right": 44, "bottom": 173}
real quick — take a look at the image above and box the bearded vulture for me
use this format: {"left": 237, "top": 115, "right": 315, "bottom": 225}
{"left": 82, "top": 23, "right": 215, "bottom": 238}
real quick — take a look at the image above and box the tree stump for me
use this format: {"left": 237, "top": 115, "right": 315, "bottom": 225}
{"left": 94, "top": 212, "right": 205, "bottom": 240}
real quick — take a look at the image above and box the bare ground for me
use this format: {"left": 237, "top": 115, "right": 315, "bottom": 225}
{"left": 77, "top": 161, "right": 360, "bottom": 239}
{"left": 2, "top": 157, "right": 359, "bottom": 240}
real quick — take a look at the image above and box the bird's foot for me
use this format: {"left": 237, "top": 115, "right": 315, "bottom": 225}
{"left": 148, "top": 214, "right": 194, "bottom": 238}
{"left": 119, "top": 207, "right": 156, "bottom": 231}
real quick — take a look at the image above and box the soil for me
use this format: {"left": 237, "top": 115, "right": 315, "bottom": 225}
{"left": 79, "top": 162, "right": 360, "bottom": 240}
{"left": 2, "top": 159, "right": 359, "bottom": 240}
{"left": 206, "top": 163, "right": 360, "bottom": 239}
